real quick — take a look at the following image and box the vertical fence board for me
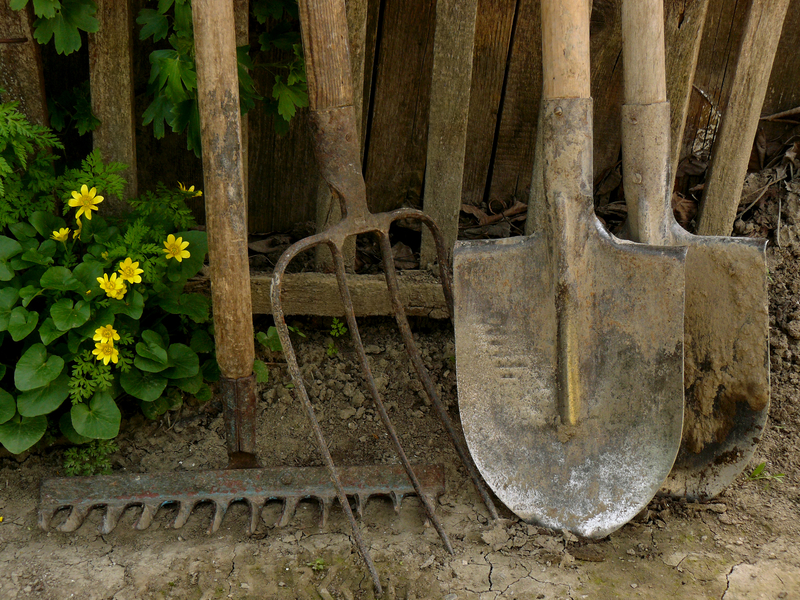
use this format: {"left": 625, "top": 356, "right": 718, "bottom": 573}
{"left": 485, "top": 0, "right": 542, "bottom": 208}
{"left": 364, "top": 0, "right": 436, "bottom": 213}
{"left": 89, "top": 0, "right": 138, "bottom": 211}
{"left": 0, "top": 4, "right": 47, "bottom": 126}
{"left": 762, "top": 0, "right": 800, "bottom": 116}
{"left": 461, "top": 0, "right": 517, "bottom": 207}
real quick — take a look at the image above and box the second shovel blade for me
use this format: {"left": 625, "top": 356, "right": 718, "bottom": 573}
{"left": 453, "top": 229, "right": 686, "bottom": 538}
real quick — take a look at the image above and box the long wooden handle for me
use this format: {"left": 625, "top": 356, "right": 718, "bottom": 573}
{"left": 541, "top": 0, "right": 591, "bottom": 99}
{"left": 297, "top": 0, "right": 354, "bottom": 112}
{"left": 622, "top": 0, "right": 667, "bottom": 104}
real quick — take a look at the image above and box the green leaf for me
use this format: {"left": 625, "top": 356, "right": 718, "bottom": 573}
{"left": 32, "top": 0, "right": 60, "bottom": 19}
{"left": 140, "top": 395, "right": 171, "bottom": 420}
{"left": 0, "top": 389, "right": 15, "bottom": 425}
{"left": 174, "top": 230, "right": 208, "bottom": 279}
{"left": 14, "top": 343, "right": 64, "bottom": 391}
{"left": 136, "top": 329, "right": 167, "bottom": 361}
{"left": 39, "top": 317, "right": 68, "bottom": 345}
{"left": 171, "top": 99, "right": 202, "bottom": 156}
{"left": 32, "top": 0, "right": 99, "bottom": 55}
{"left": 173, "top": 371, "right": 203, "bottom": 394}
{"left": 0, "top": 287, "right": 20, "bottom": 330}
{"left": 162, "top": 343, "right": 199, "bottom": 379}
{"left": 253, "top": 359, "right": 269, "bottom": 384}
{"left": 71, "top": 389, "right": 121, "bottom": 439}
{"left": 190, "top": 329, "right": 214, "bottom": 354}
{"left": 72, "top": 260, "right": 104, "bottom": 295}
{"left": 110, "top": 289, "right": 144, "bottom": 319}
{"left": 29, "top": 211, "right": 66, "bottom": 238}
{"left": 142, "top": 94, "right": 173, "bottom": 139}
{"left": 8, "top": 223, "right": 37, "bottom": 241}
{"left": 195, "top": 383, "right": 212, "bottom": 402}
{"left": 158, "top": 293, "right": 209, "bottom": 323}
{"left": 17, "top": 370, "right": 69, "bottom": 417}
{"left": 59, "top": 411, "right": 91, "bottom": 444}
{"left": 10, "top": 0, "right": 31, "bottom": 12}
{"left": 134, "top": 353, "right": 170, "bottom": 373}
{"left": 202, "top": 358, "right": 220, "bottom": 382}
{"left": 0, "top": 414, "right": 47, "bottom": 453}
{"left": 40, "top": 265, "right": 81, "bottom": 291}
{"left": 8, "top": 306, "right": 38, "bottom": 341}
{"left": 120, "top": 367, "right": 168, "bottom": 402}
{"left": 19, "top": 285, "right": 41, "bottom": 307}
{"left": 272, "top": 76, "right": 309, "bottom": 121}
{"left": 0, "top": 235, "right": 24, "bottom": 260}
{"left": 136, "top": 8, "right": 169, "bottom": 41}
{"left": 51, "top": 298, "right": 91, "bottom": 330}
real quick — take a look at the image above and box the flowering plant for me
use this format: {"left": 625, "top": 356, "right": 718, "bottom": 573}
{"left": 0, "top": 155, "right": 215, "bottom": 454}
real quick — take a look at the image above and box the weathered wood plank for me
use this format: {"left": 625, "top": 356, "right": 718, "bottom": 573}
{"left": 461, "top": 0, "right": 517, "bottom": 207}
{"left": 420, "top": 0, "right": 479, "bottom": 267}
{"left": 761, "top": 0, "right": 800, "bottom": 117}
{"left": 485, "top": 0, "right": 542, "bottom": 209}
{"left": 364, "top": 0, "right": 436, "bottom": 213}
{"left": 697, "top": 0, "right": 791, "bottom": 236}
{"left": 89, "top": 0, "right": 138, "bottom": 212}
{"left": 664, "top": 0, "right": 710, "bottom": 182}
{"left": 193, "top": 0, "right": 254, "bottom": 378}
{"left": 235, "top": 0, "right": 249, "bottom": 212}
{"left": 0, "top": 3, "right": 47, "bottom": 127}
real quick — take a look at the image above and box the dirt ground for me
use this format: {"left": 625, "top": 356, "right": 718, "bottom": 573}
{"left": 2, "top": 172, "right": 800, "bottom": 599}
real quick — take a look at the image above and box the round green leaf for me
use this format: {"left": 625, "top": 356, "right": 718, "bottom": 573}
{"left": 39, "top": 317, "right": 68, "bottom": 345}
{"left": 71, "top": 390, "right": 121, "bottom": 440}
{"left": 51, "top": 298, "right": 91, "bottom": 331}
{"left": 173, "top": 371, "right": 204, "bottom": 394}
{"left": 190, "top": 329, "right": 214, "bottom": 354}
{"left": 40, "top": 266, "right": 81, "bottom": 291}
{"left": 120, "top": 367, "right": 168, "bottom": 402}
{"left": 72, "top": 260, "right": 104, "bottom": 296}
{"left": 0, "top": 388, "right": 15, "bottom": 424}
{"left": 195, "top": 384, "right": 212, "bottom": 402}
{"left": 0, "top": 287, "right": 20, "bottom": 330}
{"left": 111, "top": 290, "right": 144, "bottom": 319}
{"left": 0, "top": 235, "right": 23, "bottom": 260}
{"left": 134, "top": 354, "right": 170, "bottom": 373}
{"left": 29, "top": 211, "right": 67, "bottom": 239}
{"left": 253, "top": 359, "right": 269, "bottom": 384}
{"left": 59, "top": 412, "right": 91, "bottom": 445}
{"left": 17, "top": 371, "right": 70, "bottom": 417}
{"left": 0, "top": 414, "right": 47, "bottom": 454}
{"left": 8, "top": 306, "right": 38, "bottom": 341}
{"left": 14, "top": 343, "right": 65, "bottom": 391}
{"left": 163, "top": 343, "right": 199, "bottom": 379}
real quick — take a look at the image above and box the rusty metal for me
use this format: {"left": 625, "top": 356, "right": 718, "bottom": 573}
{"left": 39, "top": 464, "right": 445, "bottom": 535}
{"left": 220, "top": 374, "right": 260, "bottom": 469}
{"left": 619, "top": 0, "right": 770, "bottom": 500}
{"left": 0, "top": 38, "right": 27, "bottom": 44}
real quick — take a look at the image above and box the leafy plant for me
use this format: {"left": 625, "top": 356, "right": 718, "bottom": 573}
{"left": 254, "top": 324, "right": 303, "bottom": 383}
{"left": 63, "top": 438, "right": 118, "bottom": 476}
{"left": 748, "top": 462, "right": 785, "bottom": 483}
{"left": 10, "top": 0, "right": 100, "bottom": 56}
{"left": 326, "top": 317, "right": 347, "bottom": 358}
{"left": 47, "top": 82, "right": 101, "bottom": 136}
{"left": 0, "top": 150, "right": 217, "bottom": 455}
{"left": 306, "top": 558, "right": 326, "bottom": 572}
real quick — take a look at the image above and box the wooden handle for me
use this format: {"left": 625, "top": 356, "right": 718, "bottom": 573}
{"left": 541, "top": 0, "right": 591, "bottom": 99}
{"left": 297, "top": 0, "right": 354, "bottom": 111}
{"left": 622, "top": 0, "right": 667, "bottom": 104}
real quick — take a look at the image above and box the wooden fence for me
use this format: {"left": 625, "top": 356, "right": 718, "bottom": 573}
{"left": 2, "top": 0, "right": 799, "bottom": 316}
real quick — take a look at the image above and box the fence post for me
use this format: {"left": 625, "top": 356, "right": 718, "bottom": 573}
{"left": 0, "top": 3, "right": 47, "bottom": 127}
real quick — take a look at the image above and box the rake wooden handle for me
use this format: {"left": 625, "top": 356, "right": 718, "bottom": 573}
{"left": 541, "top": 0, "right": 591, "bottom": 100}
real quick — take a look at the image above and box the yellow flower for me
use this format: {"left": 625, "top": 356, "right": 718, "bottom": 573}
{"left": 93, "top": 324, "right": 120, "bottom": 344}
{"left": 97, "top": 273, "right": 126, "bottom": 299}
{"left": 92, "top": 341, "right": 119, "bottom": 365}
{"left": 68, "top": 184, "right": 104, "bottom": 220}
{"left": 51, "top": 228, "right": 70, "bottom": 242}
{"left": 163, "top": 234, "right": 190, "bottom": 262}
{"left": 117, "top": 258, "right": 143, "bottom": 284}
{"left": 73, "top": 217, "right": 82, "bottom": 240}
{"left": 178, "top": 182, "right": 202, "bottom": 197}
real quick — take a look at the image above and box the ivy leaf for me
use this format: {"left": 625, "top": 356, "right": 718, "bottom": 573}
{"left": 32, "top": 0, "right": 60, "bottom": 19}
{"left": 10, "top": 0, "right": 32, "bottom": 11}
{"left": 71, "top": 389, "right": 121, "bottom": 439}
{"left": 0, "top": 389, "right": 15, "bottom": 425}
{"left": 17, "top": 370, "right": 70, "bottom": 417}
{"left": 171, "top": 99, "right": 202, "bottom": 157}
{"left": 150, "top": 49, "right": 196, "bottom": 102}
{"left": 0, "top": 414, "right": 47, "bottom": 454}
{"left": 14, "top": 343, "right": 64, "bottom": 391}
{"left": 253, "top": 359, "right": 269, "bottom": 384}
{"left": 120, "top": 367, "right": 168, "bottom": 402}
{"left": 142, "top": 94, "right": 173, "bottom": 139}
{"left": 51, "top": 297, "right": 91, "bottom": 331}
{"left": 8, "top": 306, "right": 38, "bottom": 341}
{"left": 272, "top": 76, "right": 308, "bottom": 121}
{"left": 32, "top": 0, "right": 100, "bottom": 56}
{"left": 136, "top": 8, "right": 169, "bottom": 41}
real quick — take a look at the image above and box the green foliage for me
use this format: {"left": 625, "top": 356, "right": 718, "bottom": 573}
{"left": 255, "top": 324, "right": 304, "bottom": 353}
{"left": 0, "top": 98, "right": 63, "bottom": 228}
{"left": 748, "top": 462, "right": 785, "bottom": 484}
{"left": 0, "top": 149, "right": 217, "bottom": 455}
{"left": 306, "top": 558, "right": 326, "bottom": 572}
{"left": 47, "top": 81, "right": 100, "bottom": 136}
{"left": 10, "top": 0, "right": 100, "bottom": 55}
{"left": 63, "top": 438, "right": 118, "bottom": 476}
{"left": 326, "top": 317, "right": 347, "bottom": 358}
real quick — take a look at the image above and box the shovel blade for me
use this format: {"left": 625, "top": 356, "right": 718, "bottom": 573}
{"left": 454, "top": 229, "right": 686, "bottom": 538}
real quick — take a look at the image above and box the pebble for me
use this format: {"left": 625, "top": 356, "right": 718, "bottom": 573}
{"left": 631, "top": 583, "right": 638, "bottom": 589}
{"left": 420, "top": 555, "right": 435, "bottom": 569}
{"left": 339, "top": 407, "right": 356, "bottom": 420}
{"left": 444, "top": 594, "right": 458, "bottom": 600}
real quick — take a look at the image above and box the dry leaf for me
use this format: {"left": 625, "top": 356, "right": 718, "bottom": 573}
{"left": 672, "top": 193, "right": 697, "bottom": 228}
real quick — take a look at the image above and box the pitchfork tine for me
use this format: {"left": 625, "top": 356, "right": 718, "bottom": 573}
{"left": 378, "top": 228, "right": 500, "bottom": 521}
{"left": 331, "top": 243, "right": 454, "bottom": 553}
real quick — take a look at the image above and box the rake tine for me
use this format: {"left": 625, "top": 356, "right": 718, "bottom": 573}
{"left": 208, "top": 500, "right": 229, "bottom": 534}
{"left": 330, "top": 243, "right": 454, "bottom": 554}
{"left": 135, "top": 502, "right": 159, "bottom": 530}
{"left": 390, "top": 491, "right": 402, "bottom": 514}
{"left": 100, "top": 505, "right": 126, "bottom": 535}
{"left": 57, "top": 504, "right": 90, "bottom": 533}
{"left": 246, "top": 497, "right": 264, "bottom": 536}
{"left": 38, "top": 508, "right": 55, "bottom": 531}
{"left": 172, "top": 501, "right": 195, "bottom": 529}
{"left": 278, "top": 497, "right": 299, "bottom": 528}
{"left": 353, "top": 493, "right": 364, "bottom": 519}
{"left": 272, "top": 242, "right": 383, "bottom": 596}
{"left": 378, "top": 226, "right": 500, "bottom": 521}
{"left": 319, "top": 495, "right": 334, "bottom": 530}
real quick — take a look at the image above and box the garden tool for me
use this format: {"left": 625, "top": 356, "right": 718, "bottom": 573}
{"left": 38, "top": 0, "right": 444, "bottom": 563}
{"left": 453, "top": 0, "right": 687, "bottom": 538}
{"left": 619, "top": 0, "right": 769, "bottom": 499}
{"left": 270, "top": 0, "right": 499, "bottom": 592}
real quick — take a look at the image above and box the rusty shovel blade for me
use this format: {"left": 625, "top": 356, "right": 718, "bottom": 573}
{"left": 454, "top": 99, "right": 687, "bottom": 538}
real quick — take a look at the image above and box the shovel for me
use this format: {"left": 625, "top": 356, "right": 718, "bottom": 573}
{"left": 619, "top": 0, "right": 770, "bottom": 499}
{"left": 453, "top": 0, "right": 687, "bottom": 538}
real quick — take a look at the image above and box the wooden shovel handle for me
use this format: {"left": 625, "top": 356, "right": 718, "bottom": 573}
{"left": 297, "top": 0, "right": 354, "bottom": 112}
{"left": 541, "top": 0, "right": 591, "bottom": 100}
{"left": 621, "top": 0, "right": 667, "bottom": 104}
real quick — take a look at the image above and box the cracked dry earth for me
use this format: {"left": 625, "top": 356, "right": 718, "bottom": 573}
{"left": 2, "top": 223, "right": 800, "bottom": 599}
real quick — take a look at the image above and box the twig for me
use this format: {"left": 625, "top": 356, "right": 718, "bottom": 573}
{"left": 760, "top": 105, "right": 800, "bottom": 122}
{"left": 777, "top": 196, "right": 782, "bottom": 247}
{"left": 736, "top": 175, "right": 785, "bottom": 218}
